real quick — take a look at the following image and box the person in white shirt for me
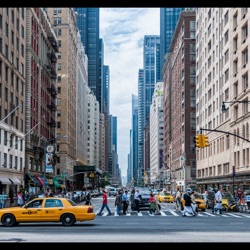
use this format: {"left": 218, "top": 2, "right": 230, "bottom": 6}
{"left": 175, "top": 188, "right": 182, "bottom": 211}
{"left": 214, "top": 187, "right": 223, "bottom": 214}
{"left": 134, "top": 190, "right": 141, "bottom": 213}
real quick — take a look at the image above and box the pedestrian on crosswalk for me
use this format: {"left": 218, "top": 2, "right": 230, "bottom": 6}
{"left": 98, "top": 189, "right": 112, "bottom": 216}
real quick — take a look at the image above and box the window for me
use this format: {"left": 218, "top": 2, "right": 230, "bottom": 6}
{"left": 243, "top": 73, "right": 248, "bottom": 90}
{"left": 55, "top": 29, "right": 61, "bottom": 36}
{"left": 224, "top": 49, "right": 229, "bottom": 64}
{"left": 57, "top": 52, "right": 61, "bottom": 59}
{"left": 58, "top": 40, "right": 61, "bottom": 47}
{"left": 0, "top": 38, "right": 2, "bottom": 53}
{"left": 57, "top": 98, "right": 61, "bottom": 105}
{"left": 57, "top": 87, "right": 61, "bottom": 93}
{"left": 57, "top": 110, "right": 61, "bottom": 117}
{"left": 5, "top": 22, "right": 8, "bottom": 37}
{"left": 5, "top": 44, "right": 8, "bottom": 59}
{"left": 54, "top": 8, "right": 62, "bottom": 14}
{"left": 242, "top": 23, "right": 248, "bottom": 43}
{"left": 224, "top": 30, "right": 229, "bottom": 44}
{"left": 57, "top": 63, "right": 61, "bottom": 70}
{"left": 225, "top": 69, "right": 229, "bottom": 83}
{"left": 57, "top": 75, "right": 61, "bottom": 82}
{"left": 233, "top": 59, "right": 238, "bottom": 76}
{"left": 242, "top": 49, "right": 248, "bottom": 66}
{"left": 233, "top": 13, "right": 238, "bottom": 30}
{"left": 224, "top": 11, "right": 229, "bottom": 25}
{"left": 233, "top": 36, "right": 238, "bottom": 53}
{"left": 21, "top": 25, "right": 24, "bottom": 38}
{"left": 53, "top": 17, "right": 62, "bottom": 25}
{"left": 4, "top": 131, "right": 7, "bottom": 145}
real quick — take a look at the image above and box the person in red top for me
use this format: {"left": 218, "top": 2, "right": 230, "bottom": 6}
{"left": 97, "top": 189, "right": 112, "bottom": 215}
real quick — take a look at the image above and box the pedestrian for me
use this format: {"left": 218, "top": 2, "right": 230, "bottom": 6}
{"left": 214, "top": 187, "right": 223, "bottom": 214}
{"left": 175, "top": 188, "right": 182, "bottom": 211}
{"left": 85, "top": 191, "right": 91, "bottom": 205}
{"left": 190, "top": 191, "right": 198, "bottom": 215}
{"left": 133, "top": 189, "right": 141, "bottom": 213}
{"left": 236, "top": 188, "right": 243, "bottom": 201}
{"left": 17, "top": 191, "right": 24, "bottom": 206}
{"left": 122, "top": 190, "right": 129, "bottom": 214}
{"left": 98, "top": 189, "right": 112, "bottom": 215}
{"left": 148, "top": 193, "right": 156, "bottom": 214}
{"left": 115, "top": 190, "right": 122, "bottom": 215}
{"left": 182, "top": 190, "right": 196, "bottom": 217}
{"left": 154, "top": 193, "right": 161, "bottom": 215}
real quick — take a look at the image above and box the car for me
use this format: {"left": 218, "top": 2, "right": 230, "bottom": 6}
{"left": 156, "top": 191, "right": 174, "bottom": 203}
{"left": 0, "top": 197, "right": 95, "bottom": 227}
{"left": 108, "top": 187, "right": 117, "bottom": 196}
{"left": 180, "top": 192, "right": 206, "bottom": 212}
{"left": 205, "top": 190, "right": 237, "bottom": 211}
{"left": 130, "top": 188, "right": 151, "bottom": 210}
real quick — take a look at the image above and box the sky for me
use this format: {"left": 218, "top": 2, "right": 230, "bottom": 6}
{"left": 100, "top": 8, "right": 160, "bottom": 178}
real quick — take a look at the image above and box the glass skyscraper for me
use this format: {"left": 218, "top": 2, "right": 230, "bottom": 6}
{"left": 160, "top": 8, "right": 185, "bottom": 80}
{"left": 74, "top": 8, "right": 101, "bottom": 110}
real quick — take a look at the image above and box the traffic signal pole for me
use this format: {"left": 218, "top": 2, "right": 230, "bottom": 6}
{"left": 200, "top": 128, "right": 250, "bottom": 143}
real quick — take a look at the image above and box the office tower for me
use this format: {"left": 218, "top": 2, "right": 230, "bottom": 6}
{"left": 74, "top": 8, "right": 101, "bottom": 111}
{"left": 160, "top": 8, "right": 185, "bottom": 80}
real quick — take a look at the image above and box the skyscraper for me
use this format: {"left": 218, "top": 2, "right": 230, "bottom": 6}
{"left": 160, "top": 8, "right": 185, "bottom": 80}
{"left": 138, "top": 35, "right": 160, "bottom": 184}
{"left": 74, "top": 8, "right": 101, "bottom": 111}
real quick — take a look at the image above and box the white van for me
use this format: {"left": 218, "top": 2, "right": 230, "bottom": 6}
{"left": 108, "top": 187, "right": 117, "bottom": 196}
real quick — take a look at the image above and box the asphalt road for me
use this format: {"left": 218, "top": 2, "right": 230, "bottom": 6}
{"left": 0, "top": 196, "right": 249, "bottom": 243}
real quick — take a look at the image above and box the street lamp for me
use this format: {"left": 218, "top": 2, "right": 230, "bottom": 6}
{"left": 221, "top": 100, "right": 250, "bottom": 113}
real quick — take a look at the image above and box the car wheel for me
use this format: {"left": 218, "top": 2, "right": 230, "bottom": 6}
{"left": 2, "top": 214, "right": 17, "bottom": 227}
{"left": 61, "top": 214, "right": 75, "bottom": 226}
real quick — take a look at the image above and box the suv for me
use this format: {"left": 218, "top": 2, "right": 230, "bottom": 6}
{"left": 130, "top": 188, "right": 151, "bottom": 210}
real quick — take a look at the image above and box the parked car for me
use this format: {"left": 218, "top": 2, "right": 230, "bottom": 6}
{"left": 181, "top": 192, "right": 206, "bottom": 212}
{"left": 156, "top": 191, "right": 174, "bottom": 203}
{"left": 0, "top": 197, "right": 95, "bottom": 227}
{"left": 130, "top": 188, "right": 151, "bottom": 210}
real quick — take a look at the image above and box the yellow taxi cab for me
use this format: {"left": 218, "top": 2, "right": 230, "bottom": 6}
{"left": 181, "top": 192, "right": 206, "bottom": 211}
{"left": 156, "top": 191, "right": 174, "bottom": 203}
{"left": 0, "top": 197, "right": 95, "bottom": 227}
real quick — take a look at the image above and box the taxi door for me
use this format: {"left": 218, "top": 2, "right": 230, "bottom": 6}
{"left": 18, "top": 200, "right": 43, "bottom": 222}
{"left": 41, "top": 199, "right": 65, "bottom": 222}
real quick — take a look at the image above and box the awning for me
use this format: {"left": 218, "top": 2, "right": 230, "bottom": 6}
{"left": 26, "top": 173, "right": 41, "bottom": 187}
{"left": 9, "top": 178, "right": 21, "bottom": 185}
{"left": 39, "top": 175, "right": 49, "bottom": 186}
{"left": 0, "top": 177, "right": 12, "bottom": 185}
{"left": 52, "top": 177, "right": 61, "bottom": 187}
{"left": 35, "top": 175, "right": 45, "bottom": 186}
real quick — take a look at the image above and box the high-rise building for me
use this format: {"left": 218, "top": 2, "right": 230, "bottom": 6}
{"left": 138, "top": 35, "right": 160, "bottom": 183}
{"left": 130, "top": 94, "right": 138, "bottom": 183}
{"left": 74, "top": 8, "right": 101, "bottom": 111}
{"left": 160, "top": 8, "right": 185, "bottom": 81}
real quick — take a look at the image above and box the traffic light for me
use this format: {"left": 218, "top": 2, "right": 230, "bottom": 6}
{"left": 203, "top": 135, "right": 209, "bottom": 147}
{"left": 195, "top": 135, "right": 203, "bottom": 148}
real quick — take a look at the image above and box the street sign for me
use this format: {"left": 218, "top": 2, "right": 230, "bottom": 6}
{"left": 179, "top": 156, "right": 185, "bottom": 162}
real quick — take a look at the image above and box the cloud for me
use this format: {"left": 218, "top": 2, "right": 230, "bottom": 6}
{"left": 100, "top": 8, "right": 160, "bottom": 178}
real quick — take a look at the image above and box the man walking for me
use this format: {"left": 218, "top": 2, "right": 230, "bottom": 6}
{"left": 122, "top": 190, "right": 129, "bottom": 214}
{"left": 98, "top": 189, "right": 112, "bottom": 216}
{"left": 134, "top": 189, "right": 141, "bottom": 213}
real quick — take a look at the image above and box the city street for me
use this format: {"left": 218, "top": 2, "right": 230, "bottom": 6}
{"left": 0, "top": 197, "right": 249, "bottom": 243}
